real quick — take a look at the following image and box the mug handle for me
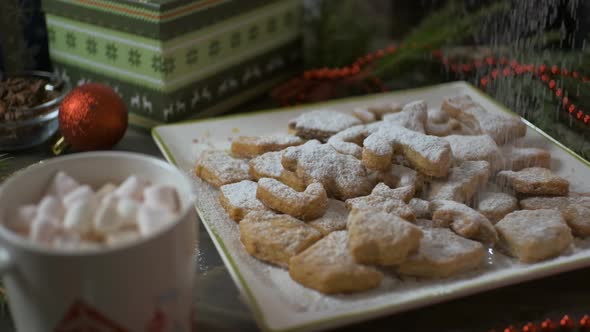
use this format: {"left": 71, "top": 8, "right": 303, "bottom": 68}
{"left": 0, "top": 247, "right": 14, "bottom": 275}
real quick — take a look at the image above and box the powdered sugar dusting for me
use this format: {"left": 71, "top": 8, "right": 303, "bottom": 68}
{"left": 364, "top": 125, "right": 451, "bottom": 163}
{"left": 240, "top": 135, "right": 303, "bottom": 146}
{"left": 172, "top": 87, "right": 590, "bottom": 328}
{"left": 240, "top": 211, "right": 321, "bottom": 255}
{"left": 444, "top": 135, "right": 503, "bottom": 167}
{"left": 413, "top": 227, "right": 483, "bottom": 261}
{"left": 307, "top": 200, "right": 348, "bottom": 235}
{"left": 250, "top": 151, "right": 284, "bottom": 178}
{"left": 290, "top": 110, "right": 361, "bottom": 134}
{"left": 186, "top": 144, "right": 590, "bottom": 322}
{"left": 220, "top": 180, "right": 264, "bottom": 210}
{"left": 382, "top": 100, "right": 427, "bottom": 133}
{"left": 283, "top": 140, "right": 373, "bottom": 200}
{"left": 258, "top": 178, "right": 302, "bottom": 201}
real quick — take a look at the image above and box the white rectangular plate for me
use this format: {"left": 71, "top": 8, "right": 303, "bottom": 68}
{"left": 152, "top": 81, "right": 590, "bottom": 332}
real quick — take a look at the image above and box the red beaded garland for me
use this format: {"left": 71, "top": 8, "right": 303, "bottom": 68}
{"left": 560, "top": 315, "right": 575, "bottom": 330}
{"left": 440, "top": 52, "right": 590, "bottom": 127}
{"left": 522, "top": 322, "right": 538, "bottom": 332}
{"left": 494, "top": 314, "right": 590, "bottom": 332}
{"left": 279, "top": 43, "right": 590, "bottom": 126}
{"left": 541, "top": 318, "right": 557, "bottom": 332}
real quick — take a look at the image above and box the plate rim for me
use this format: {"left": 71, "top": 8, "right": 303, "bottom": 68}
{"left": 152, "top": 81, "right": 590, "bottom": 332}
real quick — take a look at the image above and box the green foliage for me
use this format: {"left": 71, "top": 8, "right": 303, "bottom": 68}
{"left": 372, "top": 0, "right": 510, "bottom": 77}
{"left": 303, "top": 0, "right": 381, "bottom": 68}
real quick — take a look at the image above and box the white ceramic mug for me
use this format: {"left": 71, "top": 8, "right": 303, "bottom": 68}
{"left": 0, "top": 152, "right": 198, "bottom": 332}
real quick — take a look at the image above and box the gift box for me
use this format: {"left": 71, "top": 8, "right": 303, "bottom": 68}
{"left": 42, "top": 0, "right": 303, "bottom": 127}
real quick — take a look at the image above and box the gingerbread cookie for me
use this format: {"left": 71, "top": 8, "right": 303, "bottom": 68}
{"left": 239, "top": 211, "right": 322, "bottom": 268}
{"left": 431, "top": 199, "right": 498, "bottom": 245}
{"left": 195, "top": 150, "right": 251, "bottom": 187}
{"left": 365, "top": 102, "right": 403, "bottom": 119}
{"left": 288, "top": 230, "right": 383, "bottom": 294}
{"left": 425, "top": 108, "right": 462, "bottom": 136}
{"left": 361, "top": 164, "right": 420, "bottom": 199}
{"left": 391, "top": 164, "right": 423, "bottom": 191}
{"left": 362, "top": 125, "right": 452, "bottom": 177}
{"left": 428, "top": 160, "right": 490, "bottom": 203}
{"left": 441, "top": 95, "right": 482, "bottom": 135}
{"left": 282, "top": 140, "right": 375, "bottom": 200}
{"left": 427, "top": 107, "right": 451, "bottom": 123}
{"left": 441, "top": 95, "right": 478, "bottom": 117}
{"left": 444, "top": 95, "right": 526, "bottom": 144}
{"left": 345, "top": 183, "right": 416, "bottom": 221}
{"left": 256, "top": 178, "right": 328, "bottom": 221}
{"left": 370, "top": 182, "right": 415, "bottom": 203}
{"left": 231, "top": 135, "right": 304, "bottom": 158}
{"left": 348, "top": 211, "right": 423, "bottom": 266}
{"left": 288, "top": 110, "right": 361, "bottom": 142}
{"left": 327, "top": 121, "right": 391, "bottom": 159}
{"left": 495, "top": 209, "right": 573, "bottom": 262}
{"left": 307, "top": 199, "right": 349, "bottom": 235}
{"left": 519, "top": 196, "right": 571, "bottom": 211}
{"left": 398, "top": 227, "right": 485, "bottom": 278}
{"left": 409, "top": 198, "right": 431, "bottom": 219}
{"left": 501, "top": 146, "right": 551, "bottom": 171}
{"left": 520, "top": 196, "right": 590, "bottom": 237}
{"left": 563, "top": 204, "right": 590, "bottom": 237}
{"left": 352, "top": 108, "right": 377, "bottom": 123}
{"left": 444, "top": 135, "right": 503, "bottom": 170}
{"left": 249, "top": 151, "right": 306, "bottom": 191}
{"left": 219, "top": 180, "right": 266, "bottom": 222}
{"left": 413, "top": 218, "right": 439, "bottom": 229}
{"left": 382, "top": 100, "right": 428, "bottom": 133}
{"left": 327, "top": 124, "right": 370, "bottom": 159}
{"left": 476, "top": 191, "right": 518, "bottom": 224}
{"left": 497, "top": 167, "right": 569, "bottom": 196}
{"left": 466, "top": 106, "right": 526, "bottom": 145}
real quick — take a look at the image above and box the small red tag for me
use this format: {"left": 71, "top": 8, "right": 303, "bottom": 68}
{"left": 54, "top": 300, "right": 129, "bottom": 332}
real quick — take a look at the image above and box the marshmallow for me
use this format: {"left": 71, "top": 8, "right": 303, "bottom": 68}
{"left": 46, "top": 171, "right": 79, "bottom": 198}
{"left": 137, "top": 206, "right": 177, "bottom": 237}
{"left": 11, "top": 204, "right": 37, "bottom": 233}
{"left": 94, "top": 194, "right": 122, "bottom": 233}
{"left": 96, "top": 183, "right": 117, "bottom": 203}
{"left": 52, "top": 233, "right": 82, "bottom": 249}
{"left": 54, "top": 235, "right": 100, "bottom": 250}
{"left": 63, "top": 185, "right": 94, "bottom": 208}
{"left": 37, "top": 196, "right": 64, "bottom": 223}
{"left": 116, "top": 198, "right": 140, "bottom": 227}
{"left": 106, "top": 230, "right": 140, "bottom": 246}
{"left": 143, "top": 185, "right": 180, "bottom": 213}
{"left": 30, "top": 215, "right": 62, "bottom": 243}
{"left": 114, "top": 176, "right": 146, "bottom": 201}
{"left": 15, "top": 172, "right": 182, "bottom": 250}
{"left": 63, "top": 198, "right": 95, "bottom": 233}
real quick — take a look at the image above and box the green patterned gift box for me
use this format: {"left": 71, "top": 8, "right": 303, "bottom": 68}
{"left": 42, "top": 0, "right": 302, "bottom": 127}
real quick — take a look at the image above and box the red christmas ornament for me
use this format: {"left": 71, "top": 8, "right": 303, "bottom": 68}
{"left": 55, "top": 83, "right": 128, "bottom": 153}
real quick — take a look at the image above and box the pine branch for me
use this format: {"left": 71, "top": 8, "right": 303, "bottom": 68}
{"left": 304, "top": 0, "right": 380, "bottom": 68}
{"left": 372, "top": 0, "right": 510, "bottom": 77}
